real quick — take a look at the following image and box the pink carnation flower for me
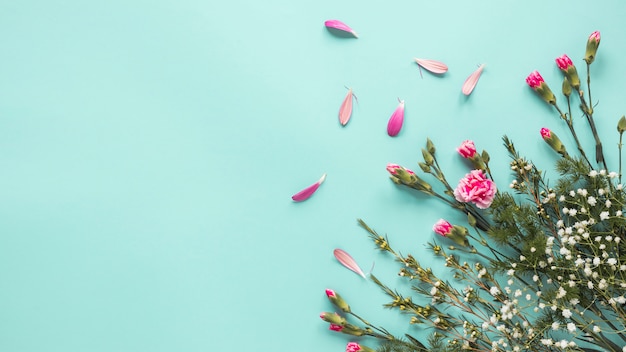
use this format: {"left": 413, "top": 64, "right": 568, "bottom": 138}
{"left": 555, "top": 54, "right": 574, "bottom": 71}
{"left": 433, "top": 219, "right": 453, "bottom": 237}
{"left": 346, "top": 342, "right": 362, "bottom": 352}
{"left": 454, "top": 170, "right": 497, "bottom": 209}
{"left": 325, "top": 289, "right": 337, "bottom": 298}
{"left": 457, "top": 140, "right": 477, "bottom": 158}
{"left": 525, "top": 71, "right": 545, "bottom": 89}
{"left": 540, "top": 127, "right": 551, "bottom": 140}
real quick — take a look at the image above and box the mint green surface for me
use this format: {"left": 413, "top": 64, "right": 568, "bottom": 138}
{"left": 1, "top": 1, "right": 626, "bottom": 351}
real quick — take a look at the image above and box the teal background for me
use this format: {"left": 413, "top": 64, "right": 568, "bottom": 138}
{"left": 1, "top": 1, "right": 626, "bottom": 351}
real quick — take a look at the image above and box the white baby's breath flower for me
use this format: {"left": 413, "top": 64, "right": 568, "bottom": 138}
{"left": 587, "top": 196, "right": 597, "bottom": 206}
{"left": 589, "top": 170, "right": 598, "bottom": 177}
{"left": 600, "top": 211, "right": 610, "bottom": 220}
{"left": 567, "top": 322, "right": 576, "bottom": 332}
{"left": 562, "top": 309, "right": 572, "bottom": 318}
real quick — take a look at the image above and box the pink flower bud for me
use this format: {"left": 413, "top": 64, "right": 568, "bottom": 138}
{"left": 320, "top": 312, "right": 346, "bottom": 325}
{"left": 555, "top": 54, "right": 574, "bottom": 71}
{"left": 526, "top": 71, "right": 556, "bottom": 105}
{"left": 433, "top": 219, "right": 453, "bottom": 237}
{"left": 556, "top": 54, "right": 580, "bottom": 89}
{"left": 540, "top": 128, "right": 568, "bottom": 157}
{"left": 386, "top": 163, "right": 415, "bottom": 175}
{"left": 457, "top": 140, "right": 477, "bottom": 158}
{"left": 346, "top": 342, "right": 375, "bottom": 352}
{"left": 325, "top": 289, "right": 351, "bottom": 313}
{"left": 585, "top": 31, "right": 601, "bottom": 64}
{"left": 525, "top": 71, "right": 544, "bottom": 89}
{"left": 329, "top": 324, "right": 343, "bottom": 331}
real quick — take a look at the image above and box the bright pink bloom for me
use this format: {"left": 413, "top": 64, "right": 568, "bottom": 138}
{"left": 432, "top": 219, "right": 453, "bottom": 237}
{"left": 457, "top": 140, "right": 477, "bottom": 158}
{"left": 454, "top": 170, "right": 497, "bottom": 209}
{"left": 555, "top": 54, "right": 574, "bottom": 71}
{"left": 540, "top": 127, "right": 551, "bottom": 140}
{"left": 525, "top": 71, "right": 545, "bottom": 89}
{"left": 386, "top": 163, "right": 415, "bottom": 175}
{"left": 325, "top": 289, "right": 336, "bottom": 298}
{"left": 589, "top": 31, "right": 601, "bottom": 44}
{"left": 329, "top": 324, "right": 343, "bottom": 331}
{"left": 346, "top": 342, "right": 362, "bottom": 352}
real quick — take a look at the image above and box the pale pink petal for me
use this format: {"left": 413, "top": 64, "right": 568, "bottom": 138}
{"left": 333, "top": 248, "right": 366, "bottom": 278}
{"left": 292, "top": 174, "right": 326, "bottom": 202}
{"left": 462, "top": 64, "right": 485, "bottom": 96}
{"left": 324, "top": 20, "right": 358, "bottom": 38}
{"left": 338, "top": 88, "right": 354, "bottom": 126}
{"left": 414, "top": 58, "right": 448, "bottom": 74}
{"left": 387, "top": 100, "right": 405, "bottom": 137}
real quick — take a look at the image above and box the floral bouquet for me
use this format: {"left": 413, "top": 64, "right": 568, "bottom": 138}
{"left": 319, "top": 32, "right": 626, "bottom": 352}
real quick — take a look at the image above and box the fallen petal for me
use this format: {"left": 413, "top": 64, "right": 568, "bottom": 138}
{"left": 338, "top": 88, "right": 354, "bottom": 126}
{"left": 414, "top": 58, "right": 448, "bottom": 74}
{"left": 387, "top": 99, "right": 405, "bottom": 137}
{"left": 324, "top": 20, "right": 358, "bottom": 38}
{"left": 333, "top": 248, "right": 366, "bottom": 278}
{"left": 292, "top": 173, "right": 326, "bottom": 202}
{"left": 462, "top": 64, "right": 485, "bottom": 96}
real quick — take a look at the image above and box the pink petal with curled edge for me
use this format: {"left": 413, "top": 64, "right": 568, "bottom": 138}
{"left": 338, "top": 88, "right": 354, "bottom": 126}
{"left": 291, "top": 173, "right": 326, "bottom": 202}
{"left": 414, "top": 58, "right": 448, "bottom": 74}
{"left": 333, "top": 248, "right": 366, "bottom": 278}
{"left": 387, "top": 99, "right": 405, "bottom": 137}
{"left": 324, "top": 19, "right": 358, "bottom": 38}
{"left": 462, "top": 64, "right": 485, "bottom": 96}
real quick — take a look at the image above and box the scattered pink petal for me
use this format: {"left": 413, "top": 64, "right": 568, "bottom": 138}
{"left": 324, "top": 20, "right": 358, "bottom": 38}
{"left": 387, "top": 99, "right": 405, "bottom": 137}
{"left": 462, "top": 64, "right": 485, "bottom": 96}
{"left": 291, "top": 173, "right": 326, "bottom": 202}
{"left": 414, "top": 58, "right": 448, "bottom": 75}
{"left": 338, "top": 88, "right": 355, "bottom": 126}
{"left": 333, "top": 248, "right": 366, "bottom": 278}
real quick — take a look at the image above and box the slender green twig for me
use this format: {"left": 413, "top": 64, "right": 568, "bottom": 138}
{"left": 553, "top": 104, "right": 593, "bottom": 167}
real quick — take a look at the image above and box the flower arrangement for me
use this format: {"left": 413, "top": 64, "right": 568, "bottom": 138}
{"left": 320, "top": 31, "right": 626, "bottom": 351}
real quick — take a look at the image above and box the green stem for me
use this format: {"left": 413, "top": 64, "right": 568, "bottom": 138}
{"left": 587, "top": 63, "right": 593, "bottom": 114}
{"left": 579, "top": 91, "right": 608, "bottom": 170}
{"left": 617, "top": 132, "right": 624, "bottom": 183}
{"left": 553, "top": 104, "right": 593, "bottom": 167}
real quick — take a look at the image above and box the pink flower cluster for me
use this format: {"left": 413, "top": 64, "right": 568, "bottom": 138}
{"left": 454, "top": 170, "right": 497, "bottom": 209}
{"left": 457, "top": 140, "right": 477, "bottom": 158}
